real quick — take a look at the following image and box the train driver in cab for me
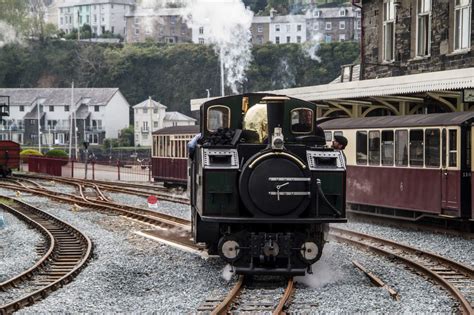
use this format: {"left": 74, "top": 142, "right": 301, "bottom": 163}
{"left": 332, "top": 135, "right": 348, "bottom": 163}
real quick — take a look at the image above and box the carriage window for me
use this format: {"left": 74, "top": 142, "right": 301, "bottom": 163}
{"left": 449, "top": 129, "right": 457, "bottom": 167}
{"left": 425, "top": 129, "right": 440, "bottom": 167}
{"left": 410, "top": 129, "right": 424, "bottom": 166}
{"left": 207, "top": 106, "right": 230, "bottom": 132}
{"left": 369, "top": 131, "right": 380, "bottom": 165}
{"left": 442, "top": 129, "right": 447, "bottom": 168}
{"left": 356, "top": 131, "right": 368, "bottom": 165}
{"left": 291, "top": 108, "right": 313, "bottom": 133}
{"left": 381, "top": 130, "right": 394, "bottom": 166}
{"left": 395, "top": 130, "right": 408, "bottom": 166}
{"left": 324, "top": 131, "right": 332, "bottom": 142}
{"left": 466, "top": 129, "right": 471, "bottom": 168}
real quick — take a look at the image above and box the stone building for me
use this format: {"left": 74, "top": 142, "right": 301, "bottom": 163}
{"left": 125, "top": 8, "right": 192, "bottom": 43}
{"left": 306, "top": 2, "right": 361, "bottom": 42}
{"left": 360, "top": 0, "right": 473, "bottom": 80}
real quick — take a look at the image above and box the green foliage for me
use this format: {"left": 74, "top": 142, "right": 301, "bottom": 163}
{"left": 20, "top": 149, "right": 43, "bottom": 162}
{"left": 103, "top": 138, "right": 119, "bottom": 149}
{"left": 45, "top": 149, "right": 68, "bottom": 158}
{"left": 0, "top": 40, "right": 359, "bottom": 118}
{"left": 118, "top": 126, "right": 134, "bottom": 147}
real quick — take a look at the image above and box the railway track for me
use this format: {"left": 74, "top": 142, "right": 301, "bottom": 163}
{"left": 0, "top": 197, "right": 92, "bottom": 314}
{"left": 12, "top": 173, "right": 189, "bottom": 204}
{"left": 330, "top": 227, "right": 474, "bottom": 314}
{"left": 198, "top": 276, "right": 295, "bottom": 314}
{"left": 0, "top": 180, "right": 202, "bottom": 255}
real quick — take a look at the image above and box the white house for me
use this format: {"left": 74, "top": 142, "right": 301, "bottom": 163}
{"left": 0, "top": 88, "right": 130, "bottom": 146}
{"left": 133, "top": 97, "right": 196, "bottom": 146}
{"left": 58, "top": 0, "right": 135, "bottom": 37}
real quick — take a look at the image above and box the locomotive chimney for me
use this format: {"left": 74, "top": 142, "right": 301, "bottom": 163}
{"left": 262, "top": 96, "right": 289, "bottom": 149}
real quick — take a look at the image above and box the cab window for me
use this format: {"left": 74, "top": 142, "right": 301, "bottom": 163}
{"left": 207, "top": 105, "right": 230, "bottom": 132}
{"left": 291, "top": 108, "right": 313, "bottom": 133}
{"left": 324, "top": 131, "right": 332, "bottom": 142}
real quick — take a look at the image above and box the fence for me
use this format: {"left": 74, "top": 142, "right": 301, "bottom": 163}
{"left": 27, "top": 156, "right": 152, "bottom": 182}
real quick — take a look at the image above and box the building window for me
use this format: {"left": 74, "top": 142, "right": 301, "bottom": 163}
{"left": 153, "top": 108, "right": 158, "bottom": 114}
{"left": 339, "top": 34, "right": 346, "bottom": 42}
{"left": 297, "top": 24, "right": 302, "bottom": 32}
{"left": 356, "top": 20, "right": 361, "bottom": 29}
{"left": 325, "top": 35, "right": 332, "bottom": 43}
{"left": 339, "top": 9, "right": 346, "bottom": 16}
{"left": 275, "top": 36, "right": 280, "bottom": 44}
{"left": 339, "top": 21, "right": 345, "bottom": 29}
{"left": 65, "top": 105, "right": 69, "bottom": 112}
{"left": 199, "top": 26, "right": 204, "bottom": 34}
{"left": 314, "top": 10, "right": 321, "bottom": 17}
{"left": 383, "top": 0, "right": 396, "bottom": 62}
{"left": 286, "top": 24, "right": 291, "bottom": 32}
{"left": 417, "top": 0, "right": 431, "bottom": 56}
{"left": 49, "top": 106, "right": 54, "bottom": 112}
{"left": 94, "top": 105, "right": 99, "bottom": 112}
{"left": 143, "top": 108, "right": 148, "bottom": 114}
{"left": 325, "top": 22, "right": 332, "bottom": 30}
{"left": 257, "top": 25, "right": 263, "bottom": 33}
{"left": 94, "top": 14, "right": 97, "bottom": 23}
{"left": 135, "top": 28, "right": 139, "bottom": 35}
{"left": 154, "top": 121, "right": 158, "bottom": 128}
{"left": 356, "top": 10, "right": 361, "bottom": 17}
{"left": 313, "top": 23, "right": 319, "bottom": 30}
{"left": 286, "top": 36, "right": 291, "bottom": 43}
{"left": 297, "top": 36, "right": 301, "bottom": 43}
{"left": 198, "top": 38, "right": 204, "bottom": 44}
{"left": 111, "top": 26, "right": 114, "bottom": 33}
{"left": 134, "top": 17, "right": 139, "bottom": 24}
{"left": 19, "top": 105, "right": 24, "bottom": 112}
{"left": 275, "top": 24, "right": 280, "bottom": 32}
{"left": 60, "top": 17, "right": 63, "bottom": 25}
{"left": 454, "top": 0, "right": 472, "bottom": 51}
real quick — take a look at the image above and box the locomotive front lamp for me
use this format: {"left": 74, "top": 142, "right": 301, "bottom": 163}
{"left": 271, "top": 127, "right": 285, "bottom": 150}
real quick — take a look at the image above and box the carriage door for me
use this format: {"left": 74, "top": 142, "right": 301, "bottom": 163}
{"left": 441, "top": 128, "right": 461, "bottom": 214}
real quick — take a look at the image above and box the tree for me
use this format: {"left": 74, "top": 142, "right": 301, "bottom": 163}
{"left": 118, "top": 126, "right": 134, "bottom": 147}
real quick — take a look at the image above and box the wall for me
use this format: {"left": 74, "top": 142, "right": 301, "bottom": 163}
{"left": 362, "top": 0, "right": 474, "bottom": 80}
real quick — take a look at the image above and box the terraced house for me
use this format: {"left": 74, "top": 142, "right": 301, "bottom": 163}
{"left": 0, "top": 88, "right": 130, "bottom": 146}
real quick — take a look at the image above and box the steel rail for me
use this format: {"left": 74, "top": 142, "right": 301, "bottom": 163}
{"left": 211, "top": 275, "right": 245, "bottom": 315}
{"left": 0, "top": 197, "right": 93, "bottom": 314}
{"left": 273, "top": 277, "right": 295, "bottom": 315}
{"left": 330, "top": 227, "right": 474, "bottom": 314}
{"left": 0, "top": 182, "right": 190, "bottom": 229}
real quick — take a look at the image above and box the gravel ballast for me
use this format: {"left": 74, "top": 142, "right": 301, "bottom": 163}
{"left": 0, "top": 186, "right": 462, "bottom": 313}
{"left": 0, "top": 203, "right": 42, "bottom": 283}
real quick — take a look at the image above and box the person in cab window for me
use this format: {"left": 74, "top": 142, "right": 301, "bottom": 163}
{"left": 332, "top": 135, "right": 348, "bottom": 164}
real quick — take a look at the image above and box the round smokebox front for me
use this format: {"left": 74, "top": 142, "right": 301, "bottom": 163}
{"left": 240, "top": 155, "right": 310, "bottom": 217}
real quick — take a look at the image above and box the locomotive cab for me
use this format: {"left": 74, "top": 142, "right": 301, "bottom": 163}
{"left": 190, "top": 93, "right": 346, "bottom": 275}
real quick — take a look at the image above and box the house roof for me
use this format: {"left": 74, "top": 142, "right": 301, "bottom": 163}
{"left": 126, "top": 7, "right": 184, "bottom": 17}
{"left": 23, "top": 104, "right": 46, "bottom": 119}
{"left": 164, "top": 111, "right": 196, "bottom": 122}
{"left": 0, "top": 88, "right": 121, "bottom": 106}
{"left": 270, "top": 15, "right": 306, "bottom": 23}
{"left": 330, "top": 64, "right": 361, "bottom": 84}
{"left": 58, "top": 0, "right": 135, "bottom": 8}
{"left": 319, "top": 112, "right": 474, "bottom": 129}
{"left": 252, "top": 16, "right": 271, "bottom": 24}
{"left": 153, "top": 125, "right": 199, "bottom": 135}
{"left": 133, "top": 98, "right": 167, "bottom": 109}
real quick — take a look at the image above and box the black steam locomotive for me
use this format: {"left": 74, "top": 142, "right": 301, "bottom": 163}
{"left": 189, "top": 93, "right": 346, "bottom": 275}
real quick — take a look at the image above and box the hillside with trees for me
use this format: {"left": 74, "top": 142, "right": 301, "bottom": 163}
{"left": 0, "top": 40, "right": 359, "bottom": 115}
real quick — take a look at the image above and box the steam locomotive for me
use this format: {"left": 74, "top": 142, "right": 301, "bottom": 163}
{"left": 189, "top": 93, "right": 346, "bottom": 275}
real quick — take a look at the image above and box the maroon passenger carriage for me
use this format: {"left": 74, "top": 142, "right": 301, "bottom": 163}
{"left": 151, "top": 125, "right": 199, "bottom": 186}
{"left": 320, "top": 112, "right": 474, "bottom": 230}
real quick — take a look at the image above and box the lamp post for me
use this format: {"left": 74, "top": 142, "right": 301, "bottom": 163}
{"left": 37, "top": 101, "right": 41, "bottom": 153}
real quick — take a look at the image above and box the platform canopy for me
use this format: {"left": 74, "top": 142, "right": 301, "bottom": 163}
{"left": 190, "top": 68, "right": 474, "bottom": 117}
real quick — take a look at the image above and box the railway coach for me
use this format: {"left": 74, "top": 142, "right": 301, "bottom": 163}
{"left": 0, "top": 140, "right": 20, "bottom": 177}
{"left": 151, "top": 125, "right": 200, "bottom": 186}
{"left": 320, "top": 112, "right": 474, "bottom": 228}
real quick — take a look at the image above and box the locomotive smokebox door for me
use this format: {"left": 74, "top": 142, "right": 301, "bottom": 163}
{"left": 239, "top": 153, "right": 311, "bottom": 217}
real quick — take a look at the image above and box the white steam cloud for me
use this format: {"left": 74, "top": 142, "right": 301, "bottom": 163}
{"left": 182, "top": 0, "right": 254, "bottom": 94}
{"left": 295, "top": 245, "right": 343, "bottom": 288}
{"left": 0, "top": 21, "right": 20, "bottom": 48}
